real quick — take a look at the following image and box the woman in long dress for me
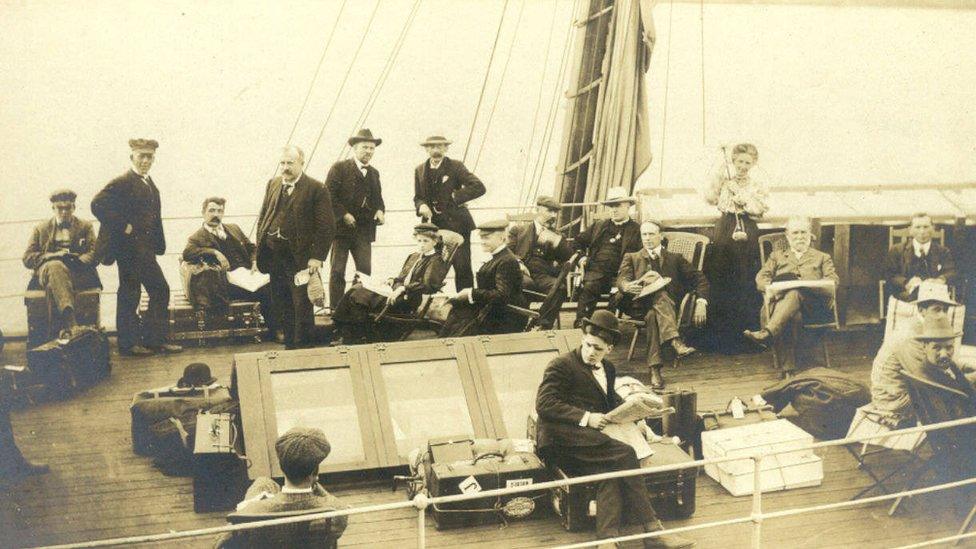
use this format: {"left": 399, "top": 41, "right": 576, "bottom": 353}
{"left": 702, "top": 143, "right": 770, "bottom": 352}
{"left": 331, "top": 223, "right": 450, "bottom": 343}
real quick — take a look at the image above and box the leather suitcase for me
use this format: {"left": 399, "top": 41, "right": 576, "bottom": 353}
{"left": 148, "top": 400, "right": 240, "bottom": 473}
{"left": 192, "top": 411, "right": 248, "bottom": 512}
{"left": 140, "top": 294, "right": 263, "bottom": 344}
{"left": 25, "top": 289, "right": 101, "bottom": 349}
{"left": 645, "top": 388, "right": 702, "bottom": 455}
{"left": 423, "top": 437, "right": 550, "bottom": 530}
{"left": 26, "top": 326, "right": 110, "bottom": 399}
{"left": 130, "top": 385, "right": 233, "bottom": 456}
{"left": 550, "top": 441, "right": 698, "bottom": 532}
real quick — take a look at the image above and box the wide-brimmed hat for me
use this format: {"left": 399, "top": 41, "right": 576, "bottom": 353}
{"left": 177, "top": 363, "right": 217, "bottom": 388}
{"left": 536, "top": 195, "right": 561, "bottom": 211}
{"left": 581, "top": 310, "right": 622, "bottom": 343}
{"left": 913, "top": 316, "right": 961, "bottom": 342}
{"left": 420, "top": 135, "right": 452, "bottom": 147}
{"left": 348, "top": 129, "right": 382, "bottom": 147}
{"left": 601, "top": 186, "right": 636, "bottom": 205}
{"left": 915, "top": 281, "right": 957, "bottom": 307}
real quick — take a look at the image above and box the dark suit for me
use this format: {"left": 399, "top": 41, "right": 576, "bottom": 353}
{"left": 508, "top": 221, "right": 573, "bottom": 328}
{"left": 183, "top": 223, "right": 274, "bottom": 331}
{"left": 325, "top": 159, "right": 385, "bottom": 308}
{"left": 572, "top": 218, "right": 642, "bottom": 324}
{"left": 535, "top": 349, "right": 658, "bottom": 539}
{"left": 91, "top": 170, "right": 169, "bottom": 350}
{"left": 440, "top": 247, "right": 526, "bottom": 337}
{"left": 414, "top": 157, "right": 486, "bottom": 291}
{"left": 883, "top": 240, "right": 957, "bottom": 301}
{"left": 23, "top": 216, "right": 101, "bottom": 314}
{"left": 255, "top": 174, "right": 335, "bottom": 347}
{"left": 616, "top": 247, "right": 709, "bottom": 365}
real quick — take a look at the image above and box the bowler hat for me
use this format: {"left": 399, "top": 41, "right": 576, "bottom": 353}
{"left": 601, "top": 186, "right": 636, "bottom": 205}
{"left": 915, "top": 281, "right": 957, "bottom": 307}
{"left": 348, "top": 129, "right": 382, "bottom": 147}
{"left": 420, "top": 135, "right": 452, "bottom": 147}
{"left": 177, "top": 363, "right": 217, "bottom": 388}
{"left": 913, "top": 316, "right": 960, "bottom": 341}
{"left": 128, "top": 138, "right": 159, "bottom": 152}
{"left": 581, "top": 310, "right": 622, "bottom": 343}
{"left": 536, "top": 195, "right": 561, "bottom": 211}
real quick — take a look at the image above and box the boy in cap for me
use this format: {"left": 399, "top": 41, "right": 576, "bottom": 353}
{"left": 23, "top": 189, "right": 100, "bottom": 339}
{"left": 440, "top": 219, "right": 526, "bottom": 336}
{"left": 92, "top": 139, "right": 182, "bottom": 356}
{"left": 508, "top": 196, "right": 574, "bottom": 329}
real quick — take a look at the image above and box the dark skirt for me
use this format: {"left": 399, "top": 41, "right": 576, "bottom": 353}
{"left": 331, "top": 285, "right": 417, "bottom": 342}
{"left": 702, "top": 212, "right": 763, "bottom": 353}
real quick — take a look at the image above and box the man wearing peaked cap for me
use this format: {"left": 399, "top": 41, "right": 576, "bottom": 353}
{"left": 440, "top": 219, "right": 526, "bottom": 337}
{"left": 91, "top": 139, "right": 182, "bottom": 356}
{"left": 414, "top": 134, "right": 486, "bottom": 291}
{"left": 508, "top": 195, "right": 573, "bottom": 330}
{"left": 23, "top": 188, "right": 101, "bottom": 340}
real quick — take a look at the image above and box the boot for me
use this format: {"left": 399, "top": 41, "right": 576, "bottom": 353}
{"left": 670, "top": 338, "right": 696, "bottom": 358}
{"left": 642, "top": 519, "right": 694, "bottom": 548}
{"left": 650, "top": 365, "right": 665, "bottom": 391}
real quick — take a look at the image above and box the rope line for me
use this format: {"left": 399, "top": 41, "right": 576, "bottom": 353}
{"left": 306, "top": 0, "right": 384, "bottom": 166}
{"left": 657, "top": 0, "right": 675, "bottom": 188}
{"left": 471, "top": 0, "right": 526, "bottom": 172}
{"left": 699, "top": 0, "right": 706, "bottom": 147}
{"left": 461, "top": 0, "right": 511, "bottom": 164}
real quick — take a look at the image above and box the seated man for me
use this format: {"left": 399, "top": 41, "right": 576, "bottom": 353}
{"left": 22, "top": 189, "right": 101, "bottom": 339}
{"left": 331, "top": 223, "right": 450, "bottom": 343}
{"left": 870, "top": 281, "right": 958, "bottom": 426}
{"left": 182, "top": 197, "right": 275, "bottom": 337}
{"left": 617, "top": 221, "right": 708, "bottom": 390}
{"left": 223, "top": 427, "right": 348, "bottom": 548}
{"left": 883, "top": 212, "right": 957, "bottom": 302}
{"left": 440, "top": 219, "right": 526, "bottom": 337}
{"left": 745, "top": 216, "right": 839, "bottom": 376}
{"left": 508, "top": 196, "right": 573, "bottom": 329}
{"left": 535, "top": 311, "right": 693, "bottom": 549}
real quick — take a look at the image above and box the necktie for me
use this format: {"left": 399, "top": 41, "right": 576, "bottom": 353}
{"left": 282, "top": 183, "right": 293, "bottom": 196}
{"left": 141, "top": 176, "right": 151, "bottom": 186}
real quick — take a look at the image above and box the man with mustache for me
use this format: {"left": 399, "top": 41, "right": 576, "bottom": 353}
{"left": 507, "top": 196, "right": 573, "bottom": 329}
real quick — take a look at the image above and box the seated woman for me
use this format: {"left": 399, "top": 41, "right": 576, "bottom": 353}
{"left": 331, "top": 223, "right": 450, "bottom": 343}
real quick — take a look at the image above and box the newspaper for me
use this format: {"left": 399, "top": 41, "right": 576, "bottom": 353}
{"left": 227, "top": 267, "right": 270, "bottom": 292}
{"left": 767, "top": 279, "right": 835, "bottom": 294}
{"left": 356, "top": 272, "right": 394, "bottom": 298}
{"left": 605, "top": 393, "right": 668, "bottom": 424}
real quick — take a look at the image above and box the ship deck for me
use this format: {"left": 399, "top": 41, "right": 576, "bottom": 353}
{"left": 2, "top": 319, "right": 974, "bottom": 549}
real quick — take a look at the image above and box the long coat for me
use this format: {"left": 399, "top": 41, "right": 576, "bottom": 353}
{"left": 413, "top": 157, "right": 485, "bottom": 234}
{"left": 325, "top": 158, "right": 385, "bottom": 242}
{"left": 507, "top": 222, "right": 574, "bottom": 278}
{"left": 182, "top": 223, "right": 255, "bottom": 270}
{"left": 471, "top": 247, "right": 527, "bottom": 332}
{"left": 23, "top": 216, "right": 101, "bottom": 290}
{"left": 90, "top": 170, "right": 166, "bottom": 265}
{"left": 883, "top": 240, "right": 957, "bottom": 299}
{"left": 616, "top": 247, "right": 710, "bottom": 306}
{"left": 535, "top": 349, "right": 621, "bottom": 450}
{"left": 254, "top": 173, "right": 336, "bottom": 273}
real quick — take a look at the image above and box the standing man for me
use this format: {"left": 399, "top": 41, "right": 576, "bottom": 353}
{"left": 414, "top": 136, "right": 486, "bottom": 291}
{"left": 23, "top": 189, "right": 101, "bottom": 339}
{"left": 255, "top": 146, "right": 335, "bottom": 349}
{"left": 883, "top": 212, "right": 957, "bottom": 302}
{"left": 91, "top": 139, "right": 182, "bottom": 356}
{"left": 570, "top": 187, "right": 643, "bottom": 327}
{"left": 325, "top": 129, "right": 385, "bottom": 310}
{"left": 508, "top": 196, "right": 573, "bottom": 329}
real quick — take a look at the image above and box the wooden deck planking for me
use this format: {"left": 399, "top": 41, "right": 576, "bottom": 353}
{"left": 2, "top": 320, "right": 972, "bottom": 548}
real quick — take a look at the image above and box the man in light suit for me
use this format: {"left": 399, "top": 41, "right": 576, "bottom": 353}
{"left": 255, "top": 146, "right": 335, "bottom": 349}
{"left": 883, "top": 212, "right": 957, "bottom": 302}
{"left": 745, "top": 216, "right": 839, "bottom": 375}
{"left": 535, "top": 311, "right": 693, "bottom": 548}
{"left": 23, "top": 189, "right": 100, "bottom": 339}
{"left": 617, "top": 221, "right": 708, "bottom": 389}
{"left": 508, "top": 196, "right": 573, "bottom": 330}
{"left": 326, "top": 129, "right": 386, "bottom": 309}
{"left": 414, "top": 135, "right": 486, "bottom": 291}
{"left": 91, "top": 139, "right": 182, "bottom": 356}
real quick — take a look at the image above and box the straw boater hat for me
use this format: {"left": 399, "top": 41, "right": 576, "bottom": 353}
{"left": 420, "top": 135, "right": 452, "bottom": 147}
{"left": 348, "top": 129, "right": 382, "bottom": 147}
{"left": 128, "top": 138, "right": 159, "bottom": 153}
{"left": 914, "top": 281, "right": 957, "bottom": 307}
{"left": 582, "top": 310, "right": 622, "bottom": 345}
{"left": 913, "top": 316, "right": 961, "bottom": 341}
{"left": 601, "top": 186, "right": 636, "bottom": 205}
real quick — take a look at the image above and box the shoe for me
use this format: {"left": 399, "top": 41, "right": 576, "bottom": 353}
{"left": 150, "top": 343, "right": 184, "bottom": 354}
{"left": 57, "top": 329, "right": 72, "bottom": 343}
{"left": 650, "top": 366, "right": 666, "bottom": 391}
{"left": 742, "top": 329, "right": 771, "bottom": 347}
{"left": 642, "top": 520, "right": 694, "bottom": 548}
{"left": 119, "top": 345, "right": 155, "bottom": 357}
{"left": 670, "top": 338, "right": 696, "bottom": 358}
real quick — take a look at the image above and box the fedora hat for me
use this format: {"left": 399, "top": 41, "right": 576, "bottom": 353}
{"left": 348, "top": 129, "right": 382, "bottom": 147}
{"left": 915, "top": 281, "right": 957, "bottom": 307}
{"left": 177, "top": 363, "right": 217, "bottom": 388}
{"left": 581, "top": 310, "right": 622, "bottom": 344}
{"left": 601, "top": 186, "right": 636, "bottom": 205}
{"left": 536, "top": 195, "right": 561, "bottom": 211}
{"left": 420, "top": 135, "right": 452, "bottom": 147}
{"left": 913, "top": 316, "right": 961, "bottom": 342}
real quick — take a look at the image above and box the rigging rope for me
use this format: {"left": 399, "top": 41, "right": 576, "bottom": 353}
{"left": 471, "top": 0, "right": 526, "bottom": 172}
{"left": 461, "top": 0, "right": 511, "bottom": 164}
{"left": 335, "top": 0, "right": 423, "bottom": 162}
{"left": 657, "top": 0, "right": 675, "bottom": 187}
{"left": 700, "top": 0, "right": 706, "bottom": 147}
{"left": 306, "top": 0, "right": 384, "bottom": 166}
{"left": 516, "top": 0, "right": 559, "bottom": 207}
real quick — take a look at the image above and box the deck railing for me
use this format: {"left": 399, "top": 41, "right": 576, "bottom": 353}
{"left": 34, "top": 415, "right": 976, "bottom": 549}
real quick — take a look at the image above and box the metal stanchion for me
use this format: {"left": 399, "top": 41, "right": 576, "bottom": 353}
{"left": 752, "top": 453, "right": 764, "bottom": 549}
{"left": 413, "top": 493, "right": 429, "bottom": 549}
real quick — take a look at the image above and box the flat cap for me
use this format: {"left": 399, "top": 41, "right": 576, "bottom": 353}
{"left": 49, "top": 189, "right": 77, "bottom": 203}
{"left": 476, "top": 219, "right": 509, "bottom": 232}
{"left": 536, "top": 195, "right": 561, "bottom": 211}
{"left": 275, "top": 427, "right": 331, "bottom": 463}
{"left": 128, "top": 138, "right": 159, "bottom": 152}
{"left": 414, "top": 222, "right": 439, "bottom": 235}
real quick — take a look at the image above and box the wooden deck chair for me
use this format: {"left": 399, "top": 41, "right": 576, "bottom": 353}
{"left": 370, "top": 229, "right": 463, "bottom": 340}
{"left": 878, "top": 225, "right": 950, "bottom": 319}
{"left": 845, "top": 405, "right": 927, "bottom": 500}
{"left": 619, "top": 232, "right": 711, "bottom": 362}
{"left": 217, "top": 508, "right": 338, "bottom": 549}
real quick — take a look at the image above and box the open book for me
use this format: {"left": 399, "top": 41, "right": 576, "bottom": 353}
{"left": 356, "top": 272, "right": 394, "bottom": 298}
{"left": 767, "top": 279, "right": 835, "bottom": 295}
{"left": 227, "top": 267, "right": 270, "bottom": 292}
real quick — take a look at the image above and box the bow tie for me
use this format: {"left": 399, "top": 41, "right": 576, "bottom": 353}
{"left": 586, "top": 361, "right": 601, "bottom": 371}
